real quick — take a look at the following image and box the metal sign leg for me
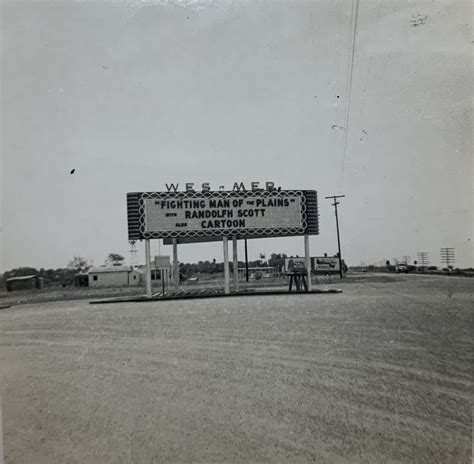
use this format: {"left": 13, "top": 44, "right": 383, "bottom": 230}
{"left": 172, "top": 238, "right": 179, "bottom": 290}
{"left": 223, "top": 237, "right": 230, "bottom": 294}
{"left": 145, "top": 239, "right": 152, "bottom": 299}
{"left": 304, "top": 234, "right": 312, "bottom": 292}
{"left": 232, "top": 236, "right": 239, "bottom": 291}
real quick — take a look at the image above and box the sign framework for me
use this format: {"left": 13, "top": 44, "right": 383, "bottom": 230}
{"left": 127, "top": 188, "right": 318, "bottom": 298}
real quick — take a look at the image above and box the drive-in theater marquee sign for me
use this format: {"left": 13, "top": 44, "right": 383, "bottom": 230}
{"left": 127, "top": 188, "right": 319, "bottom": 240}
{"left": 127, "top": 182, "right": 319, "bottom": 297}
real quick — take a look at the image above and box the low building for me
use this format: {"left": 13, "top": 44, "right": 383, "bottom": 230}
{"left": 136, "top": 257, "right": 171, "bottom": 282}
{"left": 88, "top": 265, "right": 141, "bottom": 287}
{"left": 6, "top": 275, "right": 45, "bottom": 291}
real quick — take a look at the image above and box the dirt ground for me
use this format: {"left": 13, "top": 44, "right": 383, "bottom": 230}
{"left": 0, "top": 273, "right": 420, "bottom": 307}
{"left": 0, "top": 274, "right": 472, "bottom": 463}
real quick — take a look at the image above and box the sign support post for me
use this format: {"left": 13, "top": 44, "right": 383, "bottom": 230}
{"left": 172, "top": 238, "right": 179, "bottom": 290}
{"left": 232, "top": 236, "right": 239, "bottom": 290}
{"left": 144, "top": 239, "right": 152, "bottom": 299}
{"left": 223, "top": 237, "right": 230, "bottom": 294}
{"left": 244, "top": 239, "right": 249, "bottom": 282}
{"left": 304, "top": 234, "right": 312, "bottom": 292}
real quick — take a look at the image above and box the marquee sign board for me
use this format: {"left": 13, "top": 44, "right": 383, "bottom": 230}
{"left": 127, "top": 190, "right": 318, "bottom": 241}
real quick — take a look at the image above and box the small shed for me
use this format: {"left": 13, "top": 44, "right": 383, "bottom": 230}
{"left": 6, "top": 275, "right": 44, "bottom": 292}
{"left": 88, "top": 265, "right": 141, "bottom": 287}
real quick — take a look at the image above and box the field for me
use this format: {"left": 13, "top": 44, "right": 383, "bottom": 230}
{"left": 0, "top": 274, "right": 472, "bottom": 463}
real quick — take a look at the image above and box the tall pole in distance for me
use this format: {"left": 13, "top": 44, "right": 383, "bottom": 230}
{"left": 325, "top": 195, "right": 346, "bottom": 279}
{"left": 417, "top": 252, "right": 429, "bottom": 267}
{"left": 440, "top": 248, "right": 455, "bottom": 269}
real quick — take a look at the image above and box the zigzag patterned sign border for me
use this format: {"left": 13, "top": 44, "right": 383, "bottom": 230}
{"left": 137, "top": 190, "right": 307, "bottom": 239}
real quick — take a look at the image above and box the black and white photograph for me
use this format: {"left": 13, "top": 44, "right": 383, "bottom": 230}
{"left": 0, "top": 0, "right": 472, "bottom": 462}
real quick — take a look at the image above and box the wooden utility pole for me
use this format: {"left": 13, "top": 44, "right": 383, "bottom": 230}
{"left": 325, "top": 195, "right": 346, "bottom": 279}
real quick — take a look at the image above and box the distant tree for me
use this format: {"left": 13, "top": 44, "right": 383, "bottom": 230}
{"left": 43, "top": 268, "right": 59, "bottom": 281}
{"left": 385, "top": 260, "right": 396, "bottom": 273}
{"left": 268, "top": 253, "right": 287, "bottom": 272}
{"left": 179, "top": 262, "right": 198, "bottom": 277}
{"left": 58, "top": 268, "right": 77, "bottom": 286}
{"left": 105, "top": 253, "right": 125, "bottom": 266}
{"left": 0, "top": 266, "right": 80, "bottom": 289}
{"left": 68, "top": 256, "right": 90, "bottom": 273}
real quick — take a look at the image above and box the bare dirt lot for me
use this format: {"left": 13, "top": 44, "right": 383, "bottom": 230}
{"left": 0, "top": 274, "right": 472, "bottom": 463}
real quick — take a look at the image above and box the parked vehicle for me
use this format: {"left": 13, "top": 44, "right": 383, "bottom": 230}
{"left": 396, "top": 264, "right": 408, "bottom": 273}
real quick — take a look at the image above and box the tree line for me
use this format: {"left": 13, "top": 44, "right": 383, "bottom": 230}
{"left": 0, "top": 253, "right": 288, "bottom": 287}
{"left": 178, "top": 254, "right": 288, "bottom": 277}
{"left": 0, "top": 253, "right": 126, "bottom": 288}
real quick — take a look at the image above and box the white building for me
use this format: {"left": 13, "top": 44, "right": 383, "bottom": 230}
{"left": 88, "top": 265, "right": 141, "bottom": 287}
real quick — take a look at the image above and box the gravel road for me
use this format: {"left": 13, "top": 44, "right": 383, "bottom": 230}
{"left": 0, "top": 275, "right": 472, "bottom": 463}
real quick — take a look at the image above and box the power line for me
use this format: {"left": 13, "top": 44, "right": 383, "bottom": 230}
{"left": 342, "top": 0, "right": 360, "bottom": 173}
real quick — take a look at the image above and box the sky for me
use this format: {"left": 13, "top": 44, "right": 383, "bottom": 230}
{"left": 1, "top": 0, "right": 472, "bottom": 271}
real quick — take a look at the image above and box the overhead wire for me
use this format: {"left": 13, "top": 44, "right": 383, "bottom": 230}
{"left": 341, "top": 0, "right": 360, "bottom": 176}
